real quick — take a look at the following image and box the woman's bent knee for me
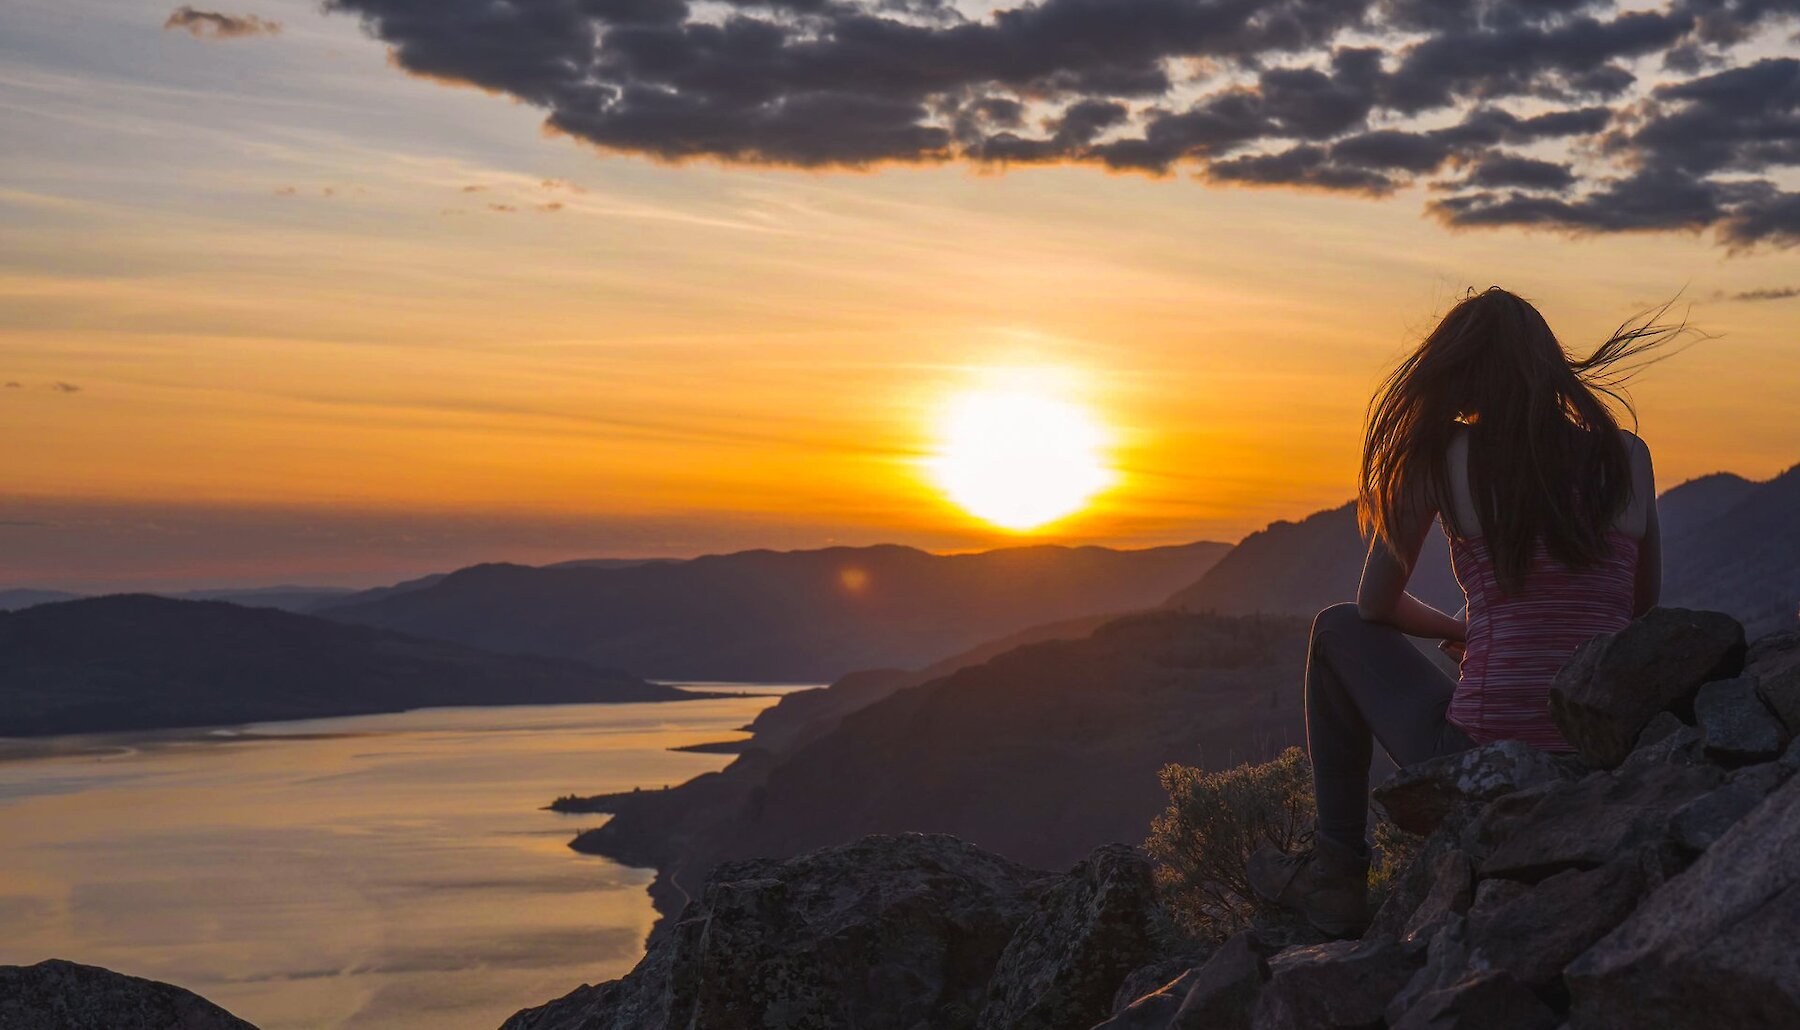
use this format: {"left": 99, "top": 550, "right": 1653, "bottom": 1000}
{"left": 1311, "top": 602, "right": 1362, "bottom": 639}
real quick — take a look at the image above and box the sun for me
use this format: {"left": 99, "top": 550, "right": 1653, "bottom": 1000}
{"left": 927, "top": 386, "right": 1115, "bottom": 532}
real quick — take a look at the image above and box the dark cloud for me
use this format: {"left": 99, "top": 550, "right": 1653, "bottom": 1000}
{"left": 4, "top": 381, "right": 20, "bottom": 389}
{"left": 1461, "top": 152, "right": 1579, "bottom": 190}
{"left": 1725, "top": 285, "right": 1800, "bottom": 301}
{"left": 163, "top": 6, "right": 281, "bottom": 39}
{"left": 324, "top": 0, "right": 1800, "bottom": 247}
{"left": 50, "top": 382, "right": 82, "bottom": 393}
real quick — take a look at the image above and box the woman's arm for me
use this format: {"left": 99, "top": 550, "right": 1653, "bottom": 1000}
{"left": 1356, "top": 491, "right": 1466, "bottom": 641}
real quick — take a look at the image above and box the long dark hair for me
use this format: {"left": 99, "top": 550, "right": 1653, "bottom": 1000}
{"left": 1359, "top": 287, "right": 1686, "bottom": 590}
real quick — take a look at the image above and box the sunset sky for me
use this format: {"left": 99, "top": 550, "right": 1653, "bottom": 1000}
{"left": 4, "top": 0, "right": 1799, "bottom": 591}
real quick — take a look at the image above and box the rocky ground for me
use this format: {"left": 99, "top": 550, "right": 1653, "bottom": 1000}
{"left": 501, "top": 608, "right": 1800, "bottom": 1030}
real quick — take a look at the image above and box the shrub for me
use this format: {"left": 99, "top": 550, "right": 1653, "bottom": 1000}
{"left": 1145, "top": 747, "right": 1314, "bottom": 941}
{"left": 1146, "top": 747, "right": 1421, "bottom": 940}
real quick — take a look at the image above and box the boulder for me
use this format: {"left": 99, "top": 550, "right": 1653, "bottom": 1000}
{"left": 1108, "top": 955, "right": 1208, "bottom": 1019}
{"left": 1463, "top": 854, "right": 1650, "bottom": 990}
{"left": 1373, "top": 741, "right": 1578, "bottom": 837}
{"left": 1167, "top": 932, "right": 1277, "bottom": 1030}
{"left": 1618, "top": 712, "right": 1702, "bottom": 771}
{"left": 1565, "top": 768, "right": 1800, "bottom": 1028}
{"left": 1668, "top": 762, "right": 1787, "bottom": 856}
{"left": 502, "top": 833, "right": 1043, "bottom": 1030}
{"left": 1385, "top": 916, "right": 1472, "bottom": 1024}
{"left": 977, "top": 844, "right": 1172, "bottom": 1030}
{"left": 1478, "top": 762, "right": 1722, "bottom": 882}
{"left": 1388, "top": 970, "right": 1559, "bottom": 1030}
{"left": 1093, "top": 932, "right": 1275, "bottom": 1030}
{"left": 1399, "top": 850, "right": 1474, "bottom": 948}
{"left": 1250, "top": 937, "right": 1420, "bottom": 1029}
{"left": 1747, "top": 629, "right": 1800, "bottom": 735}
{"left": 0, "top": 959, "right": 256, "bottom": 1030}
{"left": 1693, "top": 676, "right": 1786, "bottom": 762}
{"left": 1548, "top": 607, "right": 1746, "bottom": 768}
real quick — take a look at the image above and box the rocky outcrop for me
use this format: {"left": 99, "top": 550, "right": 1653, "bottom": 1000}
{"left": 977, "top": 845, "right": 1175, "bottom": 1030}
{"left": 0, "top": 960, "right": 257, "bottom": 1029}
{"left": 505, "top": 834, "right": 1058, "bottom": 1030}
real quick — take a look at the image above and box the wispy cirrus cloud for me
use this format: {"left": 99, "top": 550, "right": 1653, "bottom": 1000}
{"left": 163, "top": 6, "right": 281, "bottom": 40}
{"left": 320, "top": 0, "right": 1800, "bottom": 249}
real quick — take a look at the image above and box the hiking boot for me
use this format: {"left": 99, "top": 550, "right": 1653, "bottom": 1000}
{"left": 1246, "top": 835, "right": 1370, "bottom": 939}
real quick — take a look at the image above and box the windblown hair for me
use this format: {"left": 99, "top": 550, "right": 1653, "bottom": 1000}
{"left": 1358, "top": 287, "right": 1686, "bottom": 591}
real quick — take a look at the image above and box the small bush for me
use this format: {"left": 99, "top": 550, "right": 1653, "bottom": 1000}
{"left": 1146, "top": 747, "right": 1421, "bottom": 940}
{"left": 1145, "top": 747, "right": 1315, "bottom": 941}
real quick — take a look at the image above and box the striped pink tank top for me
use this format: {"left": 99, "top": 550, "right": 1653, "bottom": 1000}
{"left": 1447, "top": 529, "right": 1640, "bottom": 752}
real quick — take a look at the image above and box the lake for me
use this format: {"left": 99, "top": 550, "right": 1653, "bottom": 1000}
{"left": 0, "top": 688, "right": 811, "bottom": 1029}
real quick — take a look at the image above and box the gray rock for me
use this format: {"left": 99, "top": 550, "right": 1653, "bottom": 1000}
{"left": 1374, "top": 741, "right": 1579, "bottom": 837}
{"left": 502, "top": 833, "right": 1043, "bottom": 1030}
{"left": 1548, "top": 607, "right": 1747, "bottom": 768}
{"left": 1389, "top": 971, "right": 1560, "bottom": 1030}
{"left": 1668, "top": 769, "right": 1783, "bottom": 856}
{"left": 1251, "top": 937, "right": 1420, "bottom": 1029}
{"left": 1094, "top": 932, "right": 1276, "bottom": 1030}
{"left": 1108, "top": 955, "right": 1207, "bottom": 1018}
{"left": 1479, "top": 762, "right": 1722, "bottom": 882}
{"left": 1694, "top": 676, "right": 1786, "bottom": 762}
{"left": 1565, "top": 767, "right": 1800, "bottom": 1029}
{"left": 1401, "top": 850, "right": 1474, "bottom": 948}
{"left": 1386, "top": 916, "right": 1472, "bottom": 1024}
{"left": 978, "top": 844, "right": 1171, "bottom": 1030}
{"left": 1463, "top": 854, "right": 1649, "bottom": 990}
{"left": 1747, "top": 629, "right": 1800, "bottom": 735}
{"left": 0, "top": 959, "right": 257, "bottom": 1030}
{"left": 1618, "top": 712, "right": 1703, "bottom": 771}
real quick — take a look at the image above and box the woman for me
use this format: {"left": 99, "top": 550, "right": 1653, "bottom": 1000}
{"left": 1247, "top": 287, "right": 1671, "bottom": 938}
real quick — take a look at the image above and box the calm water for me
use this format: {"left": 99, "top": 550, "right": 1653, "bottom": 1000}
{"left": 0, "top": 689, "right": 810, "bottom": 1029}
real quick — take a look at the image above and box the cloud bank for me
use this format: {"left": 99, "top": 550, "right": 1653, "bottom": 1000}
{"left": 323, "top": 0, "right": 1800, "bottom": 247}
{"left": 164, "top": 6, "right": 281, "bottom": 40}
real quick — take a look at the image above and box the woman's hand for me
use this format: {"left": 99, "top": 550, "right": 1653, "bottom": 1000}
{"left": 1438, "top": 638, "right": 1466, "bottom": 664}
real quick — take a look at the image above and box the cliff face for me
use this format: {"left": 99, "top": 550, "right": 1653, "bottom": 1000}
{"left": 511, "top": 610, "right": 1800, "bottom": 1030}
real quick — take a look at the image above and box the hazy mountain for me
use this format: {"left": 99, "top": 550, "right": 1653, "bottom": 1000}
{"left": 563, "top": 610, "right": 1307, "bottom": 923}
{"left": 319, "top": 541, "right": 1231, "bottom": 682}
{"left": 0, "top": 589, "right": 82, "bottom": 612}
{"left": 1654, "top": 471, "right": 1759, "bottom": 541}
{"left": 170, "top": 585, "right": 358, "bottom": 613}
{"left": 0, "top": 595, "right": 691, "bottom": 737}
{"left": 1664, "top": 464, "right": 1800, "bottom": 637}
{"left": 1163, "top": 502, "right": 1463, "bottom": 616}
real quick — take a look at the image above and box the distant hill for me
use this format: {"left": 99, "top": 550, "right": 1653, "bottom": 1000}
{"left": 0, "top": 595, "right": 690, "bottom": 737}
{"left": 170, "top": 585, "right": 357, "bottom": 613}
{"left": 318, "top": 542, "right": 1231, "bottom": 682}
{"left": 0, "top": 589, "right": 82, "bottom": 612}
{"left": 1, "top": 586, "right": 358, "bottom": 615}
{"left": 564, "top": 610, "right": 1307, "bottom": 923}
{"left": 1654, "top": 472, "right": 1759, "bottom": 541}
{"left": 1163, "top": 502, "right": 1463, "bottom": 616}
{"left": 1664, "top": 464, "right": 1800, "bottom": 637}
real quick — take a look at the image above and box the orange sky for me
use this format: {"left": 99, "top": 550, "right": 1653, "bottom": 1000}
{"left": 3, "top": 0, "right": 1799, "bottom": 590}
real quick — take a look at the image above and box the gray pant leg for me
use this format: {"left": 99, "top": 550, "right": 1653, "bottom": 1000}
{"left": 1305, "top": 603, "right": 1471, "bottom": 851}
